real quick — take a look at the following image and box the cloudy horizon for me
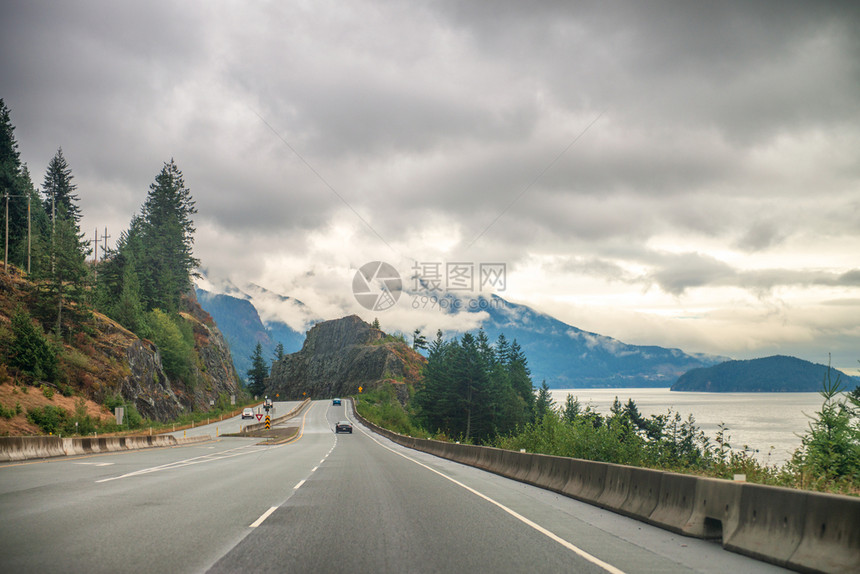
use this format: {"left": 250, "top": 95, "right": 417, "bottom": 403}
{"left": 3, "top": 1, "right": 859, "bottom": 371}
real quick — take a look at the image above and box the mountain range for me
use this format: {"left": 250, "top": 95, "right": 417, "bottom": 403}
{"left": 195, "top": 284, "right": 726, "bottom": 388}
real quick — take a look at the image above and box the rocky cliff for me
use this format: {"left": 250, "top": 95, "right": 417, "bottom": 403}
{"left": 178, "top": 290, "right": 243, "bottom": 410}
{"left": 267, "top": 315, "right": 425, "bottom": 399}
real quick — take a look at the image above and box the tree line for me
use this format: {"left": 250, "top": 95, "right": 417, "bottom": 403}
{"left": 0, "top": 98, "right": 201, "bottom": 387}
{"left": 412, "top": 330, "right": 544, "bottom": 442}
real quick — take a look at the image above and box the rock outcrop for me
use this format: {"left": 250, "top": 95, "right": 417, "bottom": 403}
{"left": 178, "top": 290, "right": 243, "bottom": 410}
{"left": 267, "top": 315, "right": 425, "bottom": 399}
{"left": 87, "top": 291, "right": 241, "bottom": 420}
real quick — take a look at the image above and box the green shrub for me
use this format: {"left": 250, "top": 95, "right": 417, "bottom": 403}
{"left": 27, "top": 405, "right": 70, "bottom": 434}
{"left": 102, "top": 394, "right": 143, "bottom": 429}
{"left": 8, "top": 309, "right": 59, "bottom": 382}
{"left": 0, "top": 404, "right": 15, "bottom": 419}
{"left": 147, "top": 309, "right": 195, "bottom": 383}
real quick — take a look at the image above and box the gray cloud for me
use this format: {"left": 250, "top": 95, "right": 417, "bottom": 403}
{"left": 2, "top": 0, "right": 859, "bottom": 363}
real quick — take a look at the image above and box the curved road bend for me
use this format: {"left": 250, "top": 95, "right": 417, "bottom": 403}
{"left": 0, "top": 400, "right": 789, "bottom": 573}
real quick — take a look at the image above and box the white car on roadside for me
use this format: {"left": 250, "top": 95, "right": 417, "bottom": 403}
{"left": 241, "top": 408, "right": 254, "bottom": 419}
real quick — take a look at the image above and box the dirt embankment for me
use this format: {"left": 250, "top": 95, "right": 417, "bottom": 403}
{"left": 0, "top": 380, "right": 114, "bottom": 436}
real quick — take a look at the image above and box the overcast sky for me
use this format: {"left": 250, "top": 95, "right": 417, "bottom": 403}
{"left": 2, "top": 1, "right": 859, "bottom": 370}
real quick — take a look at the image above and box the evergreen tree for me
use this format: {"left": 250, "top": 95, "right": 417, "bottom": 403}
{"left": 371, "top": 317, "right": 380, "bottom": 330}
{"left": 415, "top": 329, "right": 532, "bottom": 442}
{"left": 95, "top": 216, "right": 147, "bottom": 333}
{"left": 413, "top": 330, "right": 454, "bottom": 432}
{"left": 137, "top": 160, "right": 199, "bottom": 312}
{"left": 33, "top": 149, "right": 90, "bottom": 335}
{"left": 562, "top": 394, "right": 581, "bottom": 423}
{"left": 7, "top": 308, "right": 58, "bottom": 382}
{"left": 112, "top": 250, "right": 147, "bottom": 335}
{"left": 534, "top": 380, "right": 555, "bottom": 420}
{"left": 35, "top": 207, "right": 90, "bottom": 335}
{"left": 0, "top": 100, "right": 44, "bottom": 271}
{"left": 273, "top": 342, "right": 285, "bottom": 363}
{"left": 42, "top": 148, "right": 81, "bottom": 224}
{"left": 507, "top": 340, "right": 535, "bottom": 417}
{"left": 452, "top": 333, "right": 494, "bottom": 441}
{"left": 412, "top": 328, "right": 428, "bottom": 351}
{"left": 247, "top": 342, "right": 268, "bottom": 396}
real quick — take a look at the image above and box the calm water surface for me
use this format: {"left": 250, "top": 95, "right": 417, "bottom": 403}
{"left": 549, "top": 388, "right": 825, "bottom": 466}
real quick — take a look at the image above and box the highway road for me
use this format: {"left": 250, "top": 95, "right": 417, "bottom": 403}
{"left": 164, "top": 400, "right": 303, "bottom": 438}
{"left": 0, "top": 400, "right": 790, "bottom": 573}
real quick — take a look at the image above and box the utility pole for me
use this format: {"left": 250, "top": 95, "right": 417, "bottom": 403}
{"left": 102, "top": 227, "right": 110, "bottom": 261}
{"left": 4, "top": 191, "right": 8, "bottom": 274}
{"left": 93, "top": 227, "right": 99, "bottom": 281}
{"left": 2, "top": 190, "right": 31, "bottom": 274}
{"left": 27, "top": 194, "right": 31, "bottom": 274}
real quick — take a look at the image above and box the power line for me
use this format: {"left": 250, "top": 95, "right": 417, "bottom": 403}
{"left": 464, "top": 109, "right": 606, "bottom": 251}
{"left": 248, "top": 106, "right": 401, "bottom": 259}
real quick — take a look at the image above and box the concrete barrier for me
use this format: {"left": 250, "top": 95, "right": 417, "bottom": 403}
{"left": 647, "top": 472, "right": 699, "bottom": 534}
{"left": 596, "top": 463, "right": 632, "bottom": 513}
{"left": 0, "top": 437, "right": 65, "bottom": 462}
{"left": 683, "top": 476, "right": 742, "bottom": 540}
{"left": 1, "top": 433, "right": 212, "bottom": 462}
{"left": 788, "top": 490, "right": 860, "bottom": 573}
{"left": 562, "top": 458, "right": 606, "bottom": 501}
{"left": 724, "top": 483, "right": 808, "bottom": 568}
{"left": 541, "top": 455, "right": 575, "bottom": 494}
{"left": 619, "top": 466, "right": 664, "bottom": 521}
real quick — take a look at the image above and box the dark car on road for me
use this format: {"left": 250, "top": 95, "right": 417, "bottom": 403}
{"left": 332, "top": 398, "right": 341, "bottom": 405}
{"left": 335, "top": 421, "right": 352, "bottom": 434}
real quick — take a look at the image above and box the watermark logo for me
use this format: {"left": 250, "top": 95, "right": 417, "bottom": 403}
{"left": 353, "top": 261, "right": 402, "bottom": 311}
{"left": 411, "top": 261, "right": 506, "bottom": 292}
{"left": 354, "top": 260, "right": 507, "bottom": 312}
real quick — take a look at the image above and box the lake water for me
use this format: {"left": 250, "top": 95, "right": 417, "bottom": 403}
{"left": 549, "top": 388, "right": 826, "bottom": 466}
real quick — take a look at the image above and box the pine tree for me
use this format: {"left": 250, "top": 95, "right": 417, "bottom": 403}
{"left": 32, "top": 150, "right": 90, "bottom": 335}
{"left": 137, "top": 160, "right": 199, "bottom": 312}
{"left": 0, "top": 100, "right": 44, "bottom": 271}
{"left": 8, "top": 308, "right": 58, "bottom": 382}
{"left": 38, "top": 207, "right": 90, "bottom": 335}
{"left": 412, "top": 328, "right": 428, "bottom": 351}
{"left": 247, "top": 342, "right": 268, "bottom": 396}
{"left": 95, "top": 216, "right": 147, "bottom": 333}
{"left": 42, "top": 148, "right": 81, "bottom": 224}
{"left": 562, "top": 394, "right": 581, "bottom": 423}
{"left": 507, "top": 340, "right": 535, "bottom": 417}
{"left": 534, "top": 380, "right": 555, "bottom": 421}
{"left": 273, "top": 342, "right": 285, "bottom": 363}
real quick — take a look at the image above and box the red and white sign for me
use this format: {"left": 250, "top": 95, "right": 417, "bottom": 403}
{"left": 256, "top": 414, "right": 263, "bottom": 421}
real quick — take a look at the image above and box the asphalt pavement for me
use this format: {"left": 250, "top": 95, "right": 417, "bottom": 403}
{"left": 0, "top": 400, "right": 790, "bottom": 573}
